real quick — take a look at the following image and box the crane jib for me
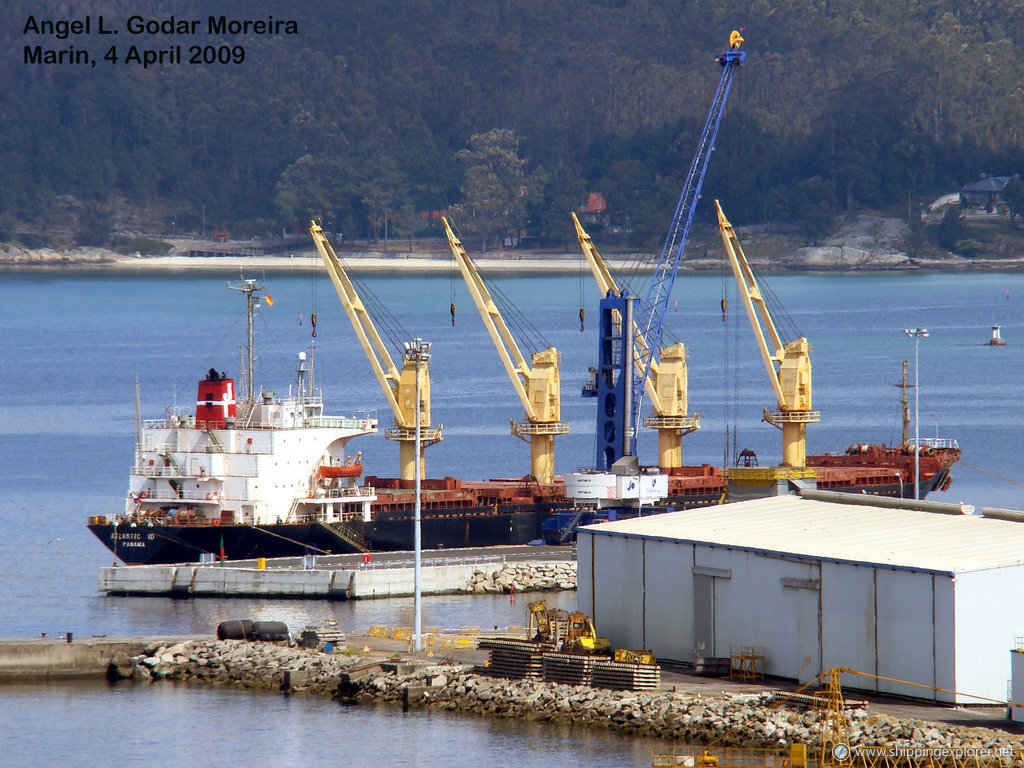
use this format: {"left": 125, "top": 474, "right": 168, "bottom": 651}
{"left": 630, "top": 47, "right": 745, "bottom": 451}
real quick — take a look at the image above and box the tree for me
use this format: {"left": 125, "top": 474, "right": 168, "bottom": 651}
{"left": 75, "top": 202, "right": 112, "bottom": 247}
{"left": 936, "top": 207, "right": 968, "bottom": 251}
{"left": 450, "top": 129, "right": 527, "bottom": 251}
{"left": 1004, "top": 177, "right": 1024, "bottom": 226}
{"left": 273, "top": 155, "right": 346, "bottom": 228}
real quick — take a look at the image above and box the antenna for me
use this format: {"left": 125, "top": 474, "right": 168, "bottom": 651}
{"left": 228, "top": 277, "right": 265, "bottom": 403}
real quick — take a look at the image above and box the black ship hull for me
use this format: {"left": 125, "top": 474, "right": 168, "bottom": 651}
{"left": 90, "top": 468, "right": 951, "bottom": 565}
{"left": 89, "top": 504, "right": 555, "bottom": 565}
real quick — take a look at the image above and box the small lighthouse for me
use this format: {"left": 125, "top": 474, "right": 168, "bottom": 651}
{"left": 986, "top": 325, "right": 1006, "bottom": 346}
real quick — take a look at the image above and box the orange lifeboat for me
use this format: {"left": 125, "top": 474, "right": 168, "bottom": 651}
{"left": 318, "top": 463, "right": 363, "bottom": 479}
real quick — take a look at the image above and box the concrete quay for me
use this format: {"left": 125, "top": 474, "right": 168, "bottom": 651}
{"left": 98, "top": 545, "right": 576, "bottom": 600}
{"left": 0, "top": 636, "right": 203, "bottom": 680}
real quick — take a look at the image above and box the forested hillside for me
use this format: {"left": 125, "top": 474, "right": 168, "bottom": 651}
{"left": 2, "top": 0, "right": 1023, "bottom": 249}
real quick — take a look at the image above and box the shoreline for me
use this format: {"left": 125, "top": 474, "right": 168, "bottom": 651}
{"left": 4, "top": 250, "right": 1024, "bottom": 274}
{"left": 97, "top": 636, "right": 1024, "bottom": 758}
{"left": 5, "top": 632, "right": 1022, "bottom": 755}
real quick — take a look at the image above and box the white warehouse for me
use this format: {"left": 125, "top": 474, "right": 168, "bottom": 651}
{"left": 577, "top": 495, "right": 1024, "bottom": 703}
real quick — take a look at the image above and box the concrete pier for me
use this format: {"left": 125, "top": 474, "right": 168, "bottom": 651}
{"left": 98, "top": 546, "right": 575, "bottom": 600}
{"left": 0, "top": 636, "right": 203, "bottom": 680}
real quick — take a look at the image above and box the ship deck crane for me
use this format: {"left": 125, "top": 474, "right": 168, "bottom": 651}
{"left": 310, "top": 221, "right": 442, "bottom": 481}
{"left": 443, "top": 217, "right": 568, "bottom": 484}
{"left": 594, "top": 32, "right": 745, "bottom": 470}
{"left": 715, "top": 200, "right": 819, "bottom": 466}
{"left": 573, "top": 212, "right": 698, "bottom": 469}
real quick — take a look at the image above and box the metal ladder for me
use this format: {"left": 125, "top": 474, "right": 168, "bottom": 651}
{"left": 321, "top": 521, "right": 371, "bottom": 553}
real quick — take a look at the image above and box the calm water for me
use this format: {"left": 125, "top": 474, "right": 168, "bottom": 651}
{"left": 1, "top": 268, "right": 1022, "bottom": 765}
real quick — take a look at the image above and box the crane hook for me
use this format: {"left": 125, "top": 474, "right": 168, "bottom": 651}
{"left": 721, "top": 297, "right": 727, "bottom": 322}
{"left": 450, "top": 302, "right": 456, "bottom": 327}
{"left": 579, "top": 307, "right": 585, "bottom": 332}
{"left": 311, "top": 312, "right": 317, "bottom": 338}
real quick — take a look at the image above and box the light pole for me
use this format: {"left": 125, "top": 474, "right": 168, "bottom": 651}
{"left": 903, "top": 328, "right": 929, "bottom": 499}
{"left": 406, "top": 338, "right": 432, "bottom": 652}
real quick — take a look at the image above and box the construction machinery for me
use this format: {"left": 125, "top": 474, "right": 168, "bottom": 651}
{"left": 310, "top": 221, "right": 442, "bottom": 480}
{"left": 715, "top": 200, "right": 820, "bottom": 467}
{"left": 563, "top": 611, "right": 611, "bottom": 655}
{"left": 574, "top": 212, "right": 699, "bottom": 469}
{"left": 591, "top": 33, "right": 745, "bottom": 471}
{"left": 525, "top": 601, "right": 610, "bottom": 655}
{"left": 443, "top": 217, "right": 569, "bottom": 484}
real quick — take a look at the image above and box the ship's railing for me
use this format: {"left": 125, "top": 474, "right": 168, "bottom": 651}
{"left": 135, "top": 463, "right": 260, "bottom": 478}
{"left": 142, "top": 415, "right": 376, "bottom": 432}
{"left": 129, "top": 489, "right": 241, "bottom": 504}
{"left": 139, "top": 441, "right": 274, "bottom": 455}
{"left": 358, "top": 554, "right": 510, "bottom": 570}
{"left": 307, "top": 416, "right": 378, "bottom": 431}
{"left": 302, "top": 486, "right": 377, "bottom": 501}
{"left": 909, "top": 437, "right": 960, "bottom": 450}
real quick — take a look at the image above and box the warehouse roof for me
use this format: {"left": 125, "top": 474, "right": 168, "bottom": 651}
{"left": 583, "top": 496, "right": 1024, "bottom": 573}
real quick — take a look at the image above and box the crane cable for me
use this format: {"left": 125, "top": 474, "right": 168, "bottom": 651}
{"left": 450, "top": 230, "right": 457, "bottom": 326}
{"left": 447, "top": 218, "right": 553, "bottom": 356}
{"left": 579, "top": 238, "right": 586, "bottom": 331}
{"left": 310, "top": 234, "right": 318, "bottom": 337}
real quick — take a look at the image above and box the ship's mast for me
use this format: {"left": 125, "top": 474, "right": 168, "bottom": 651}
{"left": 134, "top": 373, "right": 142, "bottom": 448}
{"left": 229, "top": 277, "right": 265, "bottom": 404}
{"left": 898, "top": 358, "right": 910, "bottom": 447}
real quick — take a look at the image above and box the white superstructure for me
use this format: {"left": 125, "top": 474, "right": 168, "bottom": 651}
{"left": 110, "top": 278, "right": 380, "bottom": 529}
{"left": 126, "top": 377, "right": 379, "bottom": 527}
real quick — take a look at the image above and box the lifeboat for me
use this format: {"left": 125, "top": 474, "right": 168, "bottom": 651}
{"left": 317, "top": 463, "right": 363, "bottom": 479}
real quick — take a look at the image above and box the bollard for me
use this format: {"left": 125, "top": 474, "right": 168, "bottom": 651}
{"left": 257, "top": 557, "right": 266, "bottom": 570}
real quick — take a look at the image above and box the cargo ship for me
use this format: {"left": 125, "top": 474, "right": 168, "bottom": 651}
{"left": 87, "top": 280, "right": 958, "bottom": 565}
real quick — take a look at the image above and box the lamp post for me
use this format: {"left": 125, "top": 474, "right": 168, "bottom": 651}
{"left": 902, "top": 328, "right": 929, "bottom": 499}
{"left": 406, "top": 338, "right": 432, "bottom": 652}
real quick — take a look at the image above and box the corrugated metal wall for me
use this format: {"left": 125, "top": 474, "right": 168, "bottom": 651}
{"left": 582, "top": 527, "right": 1020, "bottom": 702}
{"left": 1011, "top": 651, "right": 1024, "bottom": 721}
{"left": 954, "top": 565, "right": 1024, "bottom": 703}
{"left": 821, "top": 561, "right": 875, "bottom": 688}
{"left": 644, "top": 539, "right": 695, "bottom": 659}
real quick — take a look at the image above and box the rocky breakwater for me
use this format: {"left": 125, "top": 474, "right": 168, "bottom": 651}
{"left": 108, "top": 639, "right": 360, "bottom": 694}
{"left": 356, "top": 673, "right": 1024, "bottom": 758}
{"left": 0, "top": 246, "right": 117, "bottom": 265}
{"left": 109, "top": 639, "right": 1024, "bottom": 760}
{"left": 459, "top": 561, "right": 576, "bottom": 594}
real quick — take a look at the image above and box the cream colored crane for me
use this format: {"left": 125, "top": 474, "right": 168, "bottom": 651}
{"left": 443, "top": 217, "right": 568, "bottom": 484}
{"left": 714, "top": 201, "right": 819, "bottom": 467}
{"left": 310, "top": 221, "right": 442, "bottom": 480}
{"left": 572, "top": 212, "right": 698, "bottom": 468}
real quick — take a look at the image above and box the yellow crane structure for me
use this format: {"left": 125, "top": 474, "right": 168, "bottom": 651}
{"left": 572, "top": 212, "right": 699, "bottom": 468}
{"left": 442, "top": 217, "right": 568, "bottom": 484}
{"left": 310, "top": 221, "right": 442, "bottom": 481}
{"left": 715, "top": 200, "right": 819, "bottom": 467}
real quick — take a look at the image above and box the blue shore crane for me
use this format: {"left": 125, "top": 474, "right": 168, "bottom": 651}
{"left": 593, "top": 32, "right": 745, "bottom": 471}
